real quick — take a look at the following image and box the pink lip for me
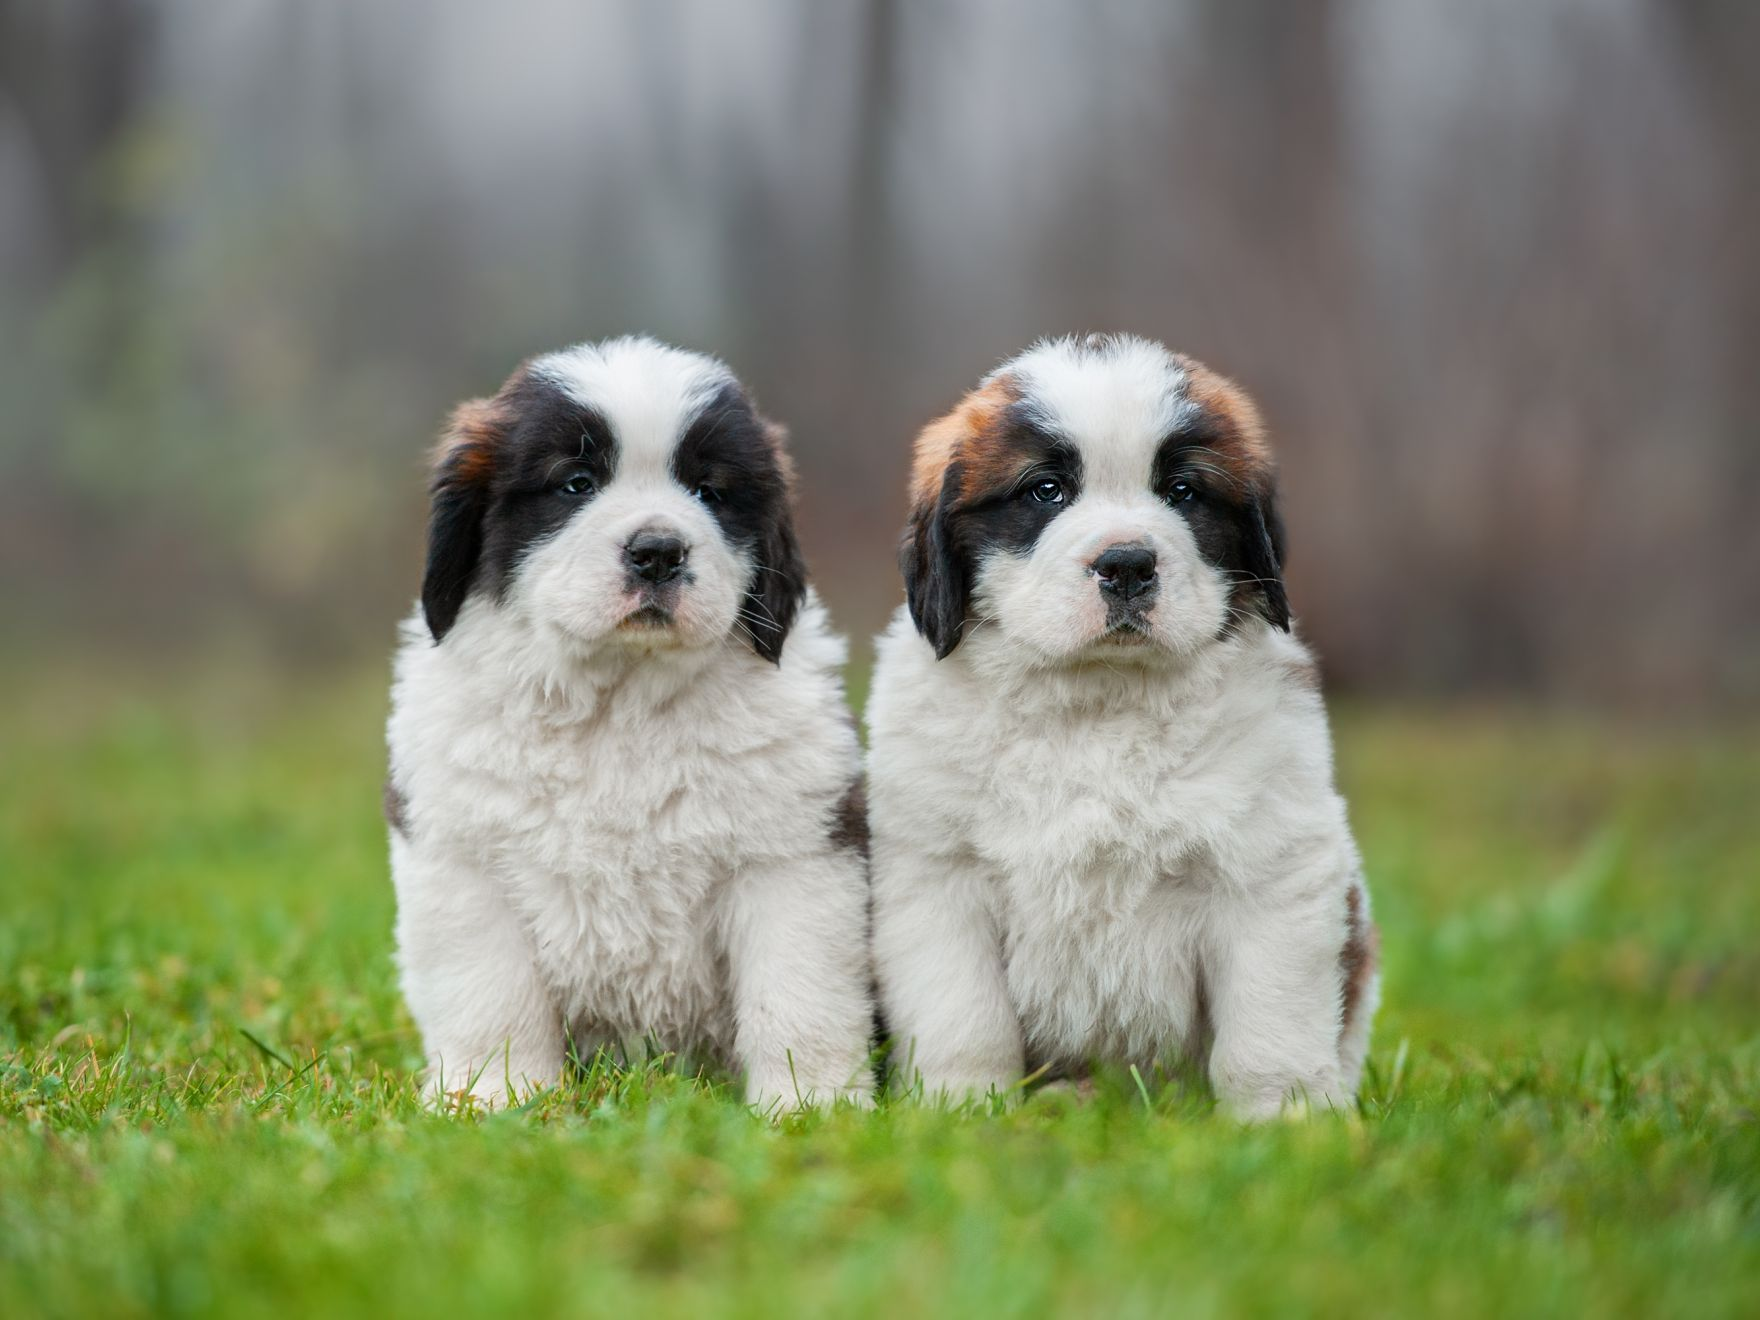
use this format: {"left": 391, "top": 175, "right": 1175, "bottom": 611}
{"left": 618, "top": 604, "right": 674, "bottom": 629}
{"left": 1098, "top": 619, "right": 1152, "bottom": 644}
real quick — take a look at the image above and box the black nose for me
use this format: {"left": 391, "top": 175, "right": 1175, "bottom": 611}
{"left": 1092, "top": 543, "right": 1158, "bottom": 600}
{"left": 624, "top": 531, "right": 688, "bottom": 584}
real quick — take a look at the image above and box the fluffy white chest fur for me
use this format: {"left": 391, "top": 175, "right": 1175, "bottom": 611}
{"left": 388, "top": 598, "right": 871, "bottom": 1105}
{"left": 868, "top": 610, "right": 1376, "bottom": 1116}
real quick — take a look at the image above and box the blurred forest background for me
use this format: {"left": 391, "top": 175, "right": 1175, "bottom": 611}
{"left": 3, "top": 0, "right": 1757, "bottom": 709}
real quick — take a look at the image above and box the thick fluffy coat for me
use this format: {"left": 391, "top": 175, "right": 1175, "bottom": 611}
{"left": 387, "top": 337, "right": 872, "bottom": 1109}
{"left": 867, "top": 335, "right": 1377, "bottom": 1118}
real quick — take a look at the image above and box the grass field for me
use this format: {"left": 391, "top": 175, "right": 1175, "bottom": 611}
{"left": 3, "top": 666, "right": 1758, "bottom": 1317}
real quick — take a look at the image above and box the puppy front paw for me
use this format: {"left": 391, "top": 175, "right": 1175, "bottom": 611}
{"left": 745, "top": 1074, "right": 873, "bottom": 1116}
{"left": 889, "top": 1068, "right": 1022, "bottom": 1108}
{"left": 421, "top": 1059, "right": 553, "bottom": 1113}
{"left": 1218, "top": 1078, "right": 1354, "bottom": 1123}
{"left": 424, "top": 1075, "right": 512, "bottom": 1113}
{"left": 1031, "top": 1076, "right": 1099, "bottom": 1106}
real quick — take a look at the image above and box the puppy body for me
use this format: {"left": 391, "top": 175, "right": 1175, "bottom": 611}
{"left": 868, "top": 335, "right": 1377, "bottom": 1118}
{"left": 388, "top": 338, "right": 871, "bottom": 1109}
{"left": 869, "top": 610, "right": 1370, "bottom": 1116}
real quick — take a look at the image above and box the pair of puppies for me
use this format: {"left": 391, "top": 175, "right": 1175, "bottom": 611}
{"left": 385, "top": 334, "right": 1377, "bottom": 1117}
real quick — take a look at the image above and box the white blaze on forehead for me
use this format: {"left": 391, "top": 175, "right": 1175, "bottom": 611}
{"left": 530, "top": 336, "right": 733, "bottom": 480}
{"left": 1001, "top": 335, "right": 1189, "bottom": 495}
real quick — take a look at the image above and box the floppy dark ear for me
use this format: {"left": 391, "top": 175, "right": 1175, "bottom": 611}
{"left": 421, "top": 400, "right": 502, "bottom": 642}
{"left": 1242, "top": 485, "right": 1290, "bottom": 633}
{"left": 900, "top": 464, "right": 968, "bottom": 659}
{"left": 742, "top": 500, "right": 807, "bottom": 664}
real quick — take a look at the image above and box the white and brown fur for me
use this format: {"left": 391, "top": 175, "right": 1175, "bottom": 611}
{"left": 867, "top": 334, "right": 1378, "bottom": 1118}
{"left": 386, "top": 336, "right": 873, "bottom": 1110}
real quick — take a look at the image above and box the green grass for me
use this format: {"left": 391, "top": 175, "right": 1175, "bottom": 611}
{"left": 3, "top": 667, "right": 1758, "bottom": 1317}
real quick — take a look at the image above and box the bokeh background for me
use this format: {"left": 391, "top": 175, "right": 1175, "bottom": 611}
{"left": 5, "top": 0, "right": 1758, "bottom": 707}
{"left": 6, "top": 8, "right": 1760, "bottom": 1311}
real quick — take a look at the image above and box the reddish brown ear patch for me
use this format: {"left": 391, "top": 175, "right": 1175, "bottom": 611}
{"left": 1173, "top": 355, "right": 1275, "bottom": 487}
{"left": 908, "top": 373, "right": 1021, "bottom": 513}
{"left": 430, "top": 359, "right": 538, "bottom": 487}
{"left": 761, "top": 417, "right": 799, "bottom": 500}
{"left": 431, "top": 396, "right": 509, "bottom": 486}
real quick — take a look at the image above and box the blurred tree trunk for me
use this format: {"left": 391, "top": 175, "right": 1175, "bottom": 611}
{"left": 1152, "top": 0, "right": 1382, "bottom": 680}
{"left": 1666, "top": 1, "right": 1760, "bottom": 693}
{"left": 0, "top": 0, "right": 156, "bottom": 286}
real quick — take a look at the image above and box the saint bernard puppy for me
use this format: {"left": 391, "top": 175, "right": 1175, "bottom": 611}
{"left": 867, "top": 334, "right": 1378, "bottom": 1119}
{"left": 386, "top": 337, "right": 872, "bottom": 1110}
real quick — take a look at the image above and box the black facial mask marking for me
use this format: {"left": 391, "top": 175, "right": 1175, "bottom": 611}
{"left": 670, "top": 384, "right": 805, "bottom": 663}
{"left": 422, "top": 375, "right": 618, "bottom": 642}
{"left": 425, "top": 373, "right": 809, "bottom": 662}
{"left": 903, "top": 409, "right": 1082, "bottom": 659}
{"left": 1150, "top": 422, "right": 1289, "bottom": 632}
{"left": 478, "top": 383, "right": 619, "bottom": 601}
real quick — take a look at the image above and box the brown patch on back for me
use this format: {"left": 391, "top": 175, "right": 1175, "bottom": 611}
{"left": 1174, "top": 354, "right": 1274, "bottom": 486}
{"left": 908, "top": 373, "right": 1020, "bottom": 511}
{"left": 829, "top": 777, "right": 870, "bottom": 861}
{"left": 1340, "top": 883, "right": 1380, "bottom": 1044}
{"left": 383, "top": 777, "right": 409, "bottom": 836}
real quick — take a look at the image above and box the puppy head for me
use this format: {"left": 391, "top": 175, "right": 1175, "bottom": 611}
{"left": 422, "top": 337, "right": 805, "bottom": 662}
{"left": 901, "top": 334, "right": 1287, "bottom": 666}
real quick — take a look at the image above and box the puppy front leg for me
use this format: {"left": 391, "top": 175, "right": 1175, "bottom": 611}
{"left": 872, "top": 846, "right": 1023, "bottom": 1102}
{"left": 1204, "top": 872, "right": 1354, "bottom": 1121}
{"left": 391, "top": 837, "right": 562, "bottom": 1108}
{"left": 723, "top": 853, "right": 874, "bottom": 1111}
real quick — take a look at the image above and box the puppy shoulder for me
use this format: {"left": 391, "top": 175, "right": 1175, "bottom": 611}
{"left": 1208, "top": 627, "right": 1357, "bottom": 874}
{"left": 1225, "top": 625, "right": 1335, "bottom": 763}
{"left": 864, "top": 607, "right": 995, "bottom": 848}
{"left": 737, "top": 591, "right": 862, "bottom": 798}
{"left": 776, "top": 590, "right": 850, "bottom": 688}
{"left": 867, "top": 605, "right": 963, "bottom": 731}
{"left": 387, "top": 605, "right": 462, "bottom": 787}
{"left": 386, "top": 604, "right": 561, "bottom": 850}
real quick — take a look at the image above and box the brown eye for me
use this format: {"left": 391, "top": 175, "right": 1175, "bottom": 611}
{"left": 693, "top": 483, "right": 720, "bottom": 504}
{"left": 1029, "top": 478, "right": 1066, "bottom": 505}
{"left": 1166, "top": 479, "right": 1196, "bottom": 505}
{"left": 559, "top": 473, "right": 596, "bottom": 496}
